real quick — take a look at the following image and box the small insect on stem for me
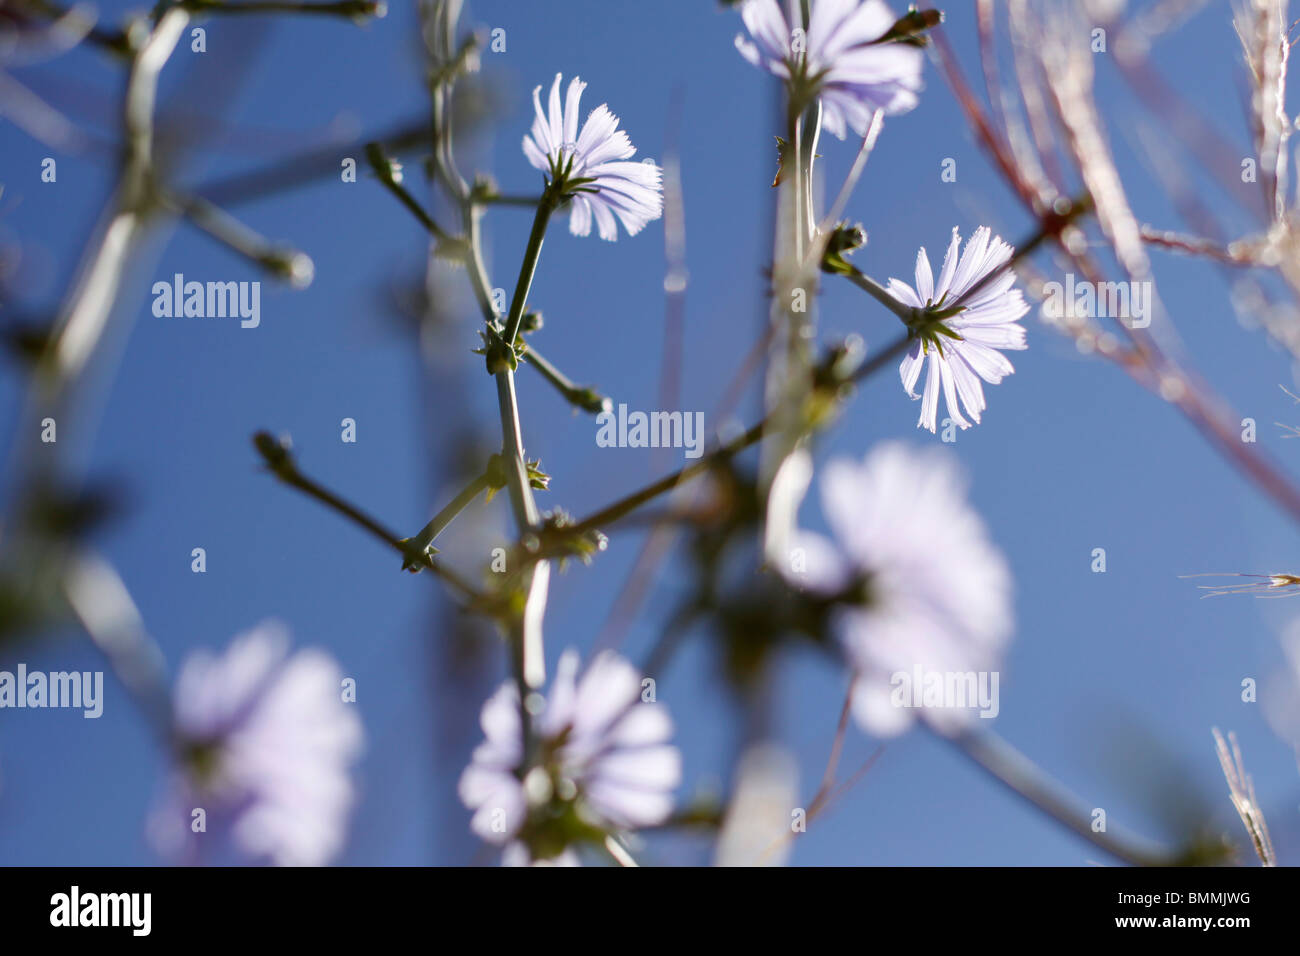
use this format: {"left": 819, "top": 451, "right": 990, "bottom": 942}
{"left": 1179, "top": 572, "right": 1300, "bottom": 598}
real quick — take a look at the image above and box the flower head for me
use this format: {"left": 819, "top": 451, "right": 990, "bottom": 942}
{"left": 780, "top": 443, "right": 1013, "bottom": 736}
{"left": 522, "top": 73, "right": 663, "bottom": 240}
{"left": 734, "top": 0, "right": 924, "bottom": 138}
{"left": 149, "top": 622, "right": 363, "bottom": 866}
{"left": 459, "top": 648, "right": 680, "bottom": 864}
{"left": 890, "top": 226, "right": 1030, "bottom": 433}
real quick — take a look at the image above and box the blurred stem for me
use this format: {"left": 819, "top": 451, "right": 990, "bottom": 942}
{"left": 191, "top": 116, "right": 430, "bottom": 207}
{"left": 949, "top": 727, "right": 1178, "bottom": 867}
{"left": 17, "top": 0, "right": 132, "bottom": 56}
{"left": 63, "top": 552, "right": 173, "bottom": 743}
{"left": 43, "top": 6, "right": 189, "bottom": 389}
{"left": 602, "top": 835, "right": 640, "bottom": 867}
{"left": 819, "top": 111, "right": 883, "bottom": 235}
{"left": 808, "top": 681, "right": 856, "bottom": 818}
{"left": 180, "top": 0, "right": 386, "bottom": 18}
{"left": 160, "top": 188, "right": 313, "bottom": 283}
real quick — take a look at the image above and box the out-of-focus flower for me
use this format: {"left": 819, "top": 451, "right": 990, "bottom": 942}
{"left": 502, "top": 843, "right": 580, "bottom": 867}
{"left": 780, "top": 443, "right": 1013, "bottom": 736}
{"left": 459, "top": 648, "right": 680, "bottom": 864}
{"left": 734, "top": 0, "right": 923, "bottom": 138}
{"left": 522, "top": 73, "right": 663, "bottom": 240}
{"left": 149, "top": 622, "right": 363, "bottom": 866}
{"left": 1264, "top": 617, "right": 1300, "bottom": 751}
{"left": 890, "top": 226, "right": 1030, "bottom": 432}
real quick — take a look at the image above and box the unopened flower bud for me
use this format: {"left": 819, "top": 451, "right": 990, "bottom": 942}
{"left": 821, "top": 222, "right": 867, "bottom": 275}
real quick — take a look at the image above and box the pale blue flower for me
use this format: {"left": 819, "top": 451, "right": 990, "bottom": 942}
{"left": 779, "top": 444, "right": 1014, "bottom": 736}
{"left": 459, "top": 648, "right": 680, "bottom": 864}
{"left": 149, "top": 622, "right": 363, "bottom": 866}
{"left": 891, "top": 226, "right": 1030, "bottom": 432}
{"left": 522, "top": 73, "right": 663, "bottom": 240}
{"left": 734, "top": 0, "right": 923, "bottom": 138}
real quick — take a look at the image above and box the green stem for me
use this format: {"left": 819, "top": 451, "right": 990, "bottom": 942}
{"left": 489, "top": 188, "right": 558, "bottom": 699}
{"left": 459, "top": 181, "right": 552, "bottom": 694}
{"left": 365, "top": 143, "right": 456, "bottom": 244}
{"left": 421, "top": 21, "right": 551, "bottom": 751}
{"left": 480, "top": 194, "right": 545, "bottom": 208}
{"left": 838, "top": 194, "right": 1094, "bottom": 326}
{"left": 503, "top": 194, "right": 556, "bottom": 345}
{"left": 493, "top": 371, "right": 549, "bottom": 693}
{"left": 574, "top": 420, "right": 767, "bottom": 536}
{"left": 404, "top": 472, "right": 491, "bottom": 560}
{"left": 525, "top": 346, "right": 611, "bottom": 415}
{"left": 461, "top": 190, "right": 550, "bottom": 704}
{"left": 844, "top": 268, "right": 915, "bottom": 323}
{"left": 569, "top": 334, "right": 912, "bottom": 536}
{"left": 251, "top": 432, "right": 485, "bottom": 601}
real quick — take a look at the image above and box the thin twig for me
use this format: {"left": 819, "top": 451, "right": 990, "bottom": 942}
{"left": 251, "top": 432, "right": 486, "bottom": 601}
{"left": 365, "top": 142, "right": 456, "bottom": 244}
{"left": 570, "top": 334, "right": 912, "bottom": 537}
{"left": 950, "top": 726, "right": 1178, "bottom": 867}
{"left": 524, "top": 346, "right": 611, "bottom": 415}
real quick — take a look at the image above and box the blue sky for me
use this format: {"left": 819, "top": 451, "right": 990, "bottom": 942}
{"left": 2, "top": 0, "right": 1299, "bottom": 865}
